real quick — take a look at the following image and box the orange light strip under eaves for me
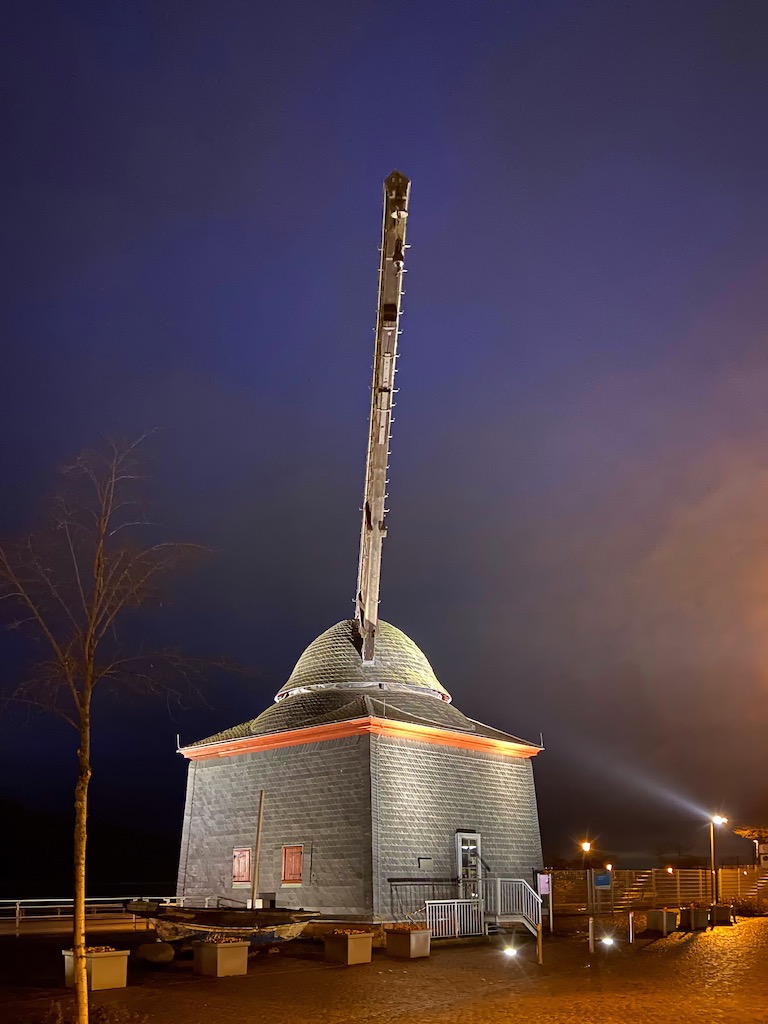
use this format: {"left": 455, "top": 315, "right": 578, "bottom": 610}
{"left": 179, "top": 716, "right": 542, "bottom": 762}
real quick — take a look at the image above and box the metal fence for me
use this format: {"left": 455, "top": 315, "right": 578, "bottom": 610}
{"left": 0, "top": 895, "right": 199, "bottom": 928}
{"left": 551, "top": 867, "right": 768, "bottom": 914}
{"left": 719, "top": 868, "right": 768, "bottom": 901}
{"left": 425, "top": 899, "right": 484, "bottom": 938}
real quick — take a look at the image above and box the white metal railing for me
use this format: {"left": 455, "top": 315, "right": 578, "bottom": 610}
{"left": 498, "top": 878, "right": 542, "bottom": 928}
{"left": 0, "top": 896, "right": 181, "bottom": 928}
{"left": 425, "top": 898, "right": 484, "bottom": 938}
{"left": 459, "top": 877, "right": 541, "bottom": 933}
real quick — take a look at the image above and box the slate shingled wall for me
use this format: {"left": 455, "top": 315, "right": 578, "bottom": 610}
{"left": 370, "top": 736, "right": 543, "bottom": 919}
{"left": 177, "top": 735, "right": 374, "bottom": 916}
{"left": 177, "top": 733, "right": 542, "bottom": 920}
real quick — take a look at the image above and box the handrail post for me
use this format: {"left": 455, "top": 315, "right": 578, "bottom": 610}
{"left": 549, "top": 874, "right": 554, "bottom": 933}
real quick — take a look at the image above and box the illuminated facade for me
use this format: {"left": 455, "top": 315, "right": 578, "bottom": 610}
{"left": 177, "top": 172, "right": 543, "bottom": 917}
{"left": 177, "top": 618, "right": 543, "bottom": 918}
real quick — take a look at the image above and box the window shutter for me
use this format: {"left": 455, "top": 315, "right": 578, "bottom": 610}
{"left": 232, "top": 847, "right": 252, "bottom": 884}
{"left": 281, "top": 845, "right": 303, "bottom": 883}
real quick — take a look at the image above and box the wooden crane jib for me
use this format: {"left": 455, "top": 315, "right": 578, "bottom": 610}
{"left": 355, "top": 171, "right": 411, "bottom": 664}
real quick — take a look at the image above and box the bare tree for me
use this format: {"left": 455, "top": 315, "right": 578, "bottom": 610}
{"left": 0, "top": 438, "right": 206, "bottom": 1024}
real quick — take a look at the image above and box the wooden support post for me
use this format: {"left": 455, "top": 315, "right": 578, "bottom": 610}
{"left": 250, "top": 789, "right": 265, "bottom": 908}
{"left": 537, "top": 921, "right": 543, "bottom": 964}
{"left": 588, "top": 916, "right": 595, "bottom": 953}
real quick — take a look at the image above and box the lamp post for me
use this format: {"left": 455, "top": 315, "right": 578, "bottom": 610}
{"left": 580, "top": 840, "right": 591, "bottom": 869}
{"left": 709, "top": 815, "right": 727, "bottom": 904}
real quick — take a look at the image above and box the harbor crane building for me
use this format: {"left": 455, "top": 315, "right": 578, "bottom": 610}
{"left": 177, "top": 172, "right": 544, "bottom": 921}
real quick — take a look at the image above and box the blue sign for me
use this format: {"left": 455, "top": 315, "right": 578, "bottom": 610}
{"left": 594, "top": 873, "right": 612, "bottom": 889}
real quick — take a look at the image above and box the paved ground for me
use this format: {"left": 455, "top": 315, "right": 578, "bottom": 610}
{"left": 2, "top": 918, "right": 768, "bottom": 1024}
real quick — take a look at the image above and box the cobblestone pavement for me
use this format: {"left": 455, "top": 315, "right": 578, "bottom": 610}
{"left": 2, "top": 919, "right": 768, "bottom": 1024}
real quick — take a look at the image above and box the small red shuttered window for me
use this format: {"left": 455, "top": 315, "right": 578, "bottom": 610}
{"left": 282, "top": 844, "right": 303, "bottom": 884}
{"left": 232, "top": 847, "right": 251, "bottom": 884}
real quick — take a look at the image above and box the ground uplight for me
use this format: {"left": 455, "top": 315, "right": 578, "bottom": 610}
{"left": 503, "top": 947, "right": 518, "bottom": 957}
{"left": 601, "top": 937, "right": 615, "bottom": 946}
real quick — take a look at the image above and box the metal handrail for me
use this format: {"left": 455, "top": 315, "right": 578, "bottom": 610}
{"left": 459, "top": 877, "right": 542, "bottom": 930}
{"left": 0, "top": 895, "right": 182, "bottom": 927}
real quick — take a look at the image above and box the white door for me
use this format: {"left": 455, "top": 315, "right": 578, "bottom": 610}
{"left": 456, "top": 832, "right": 482, "bottom": 894}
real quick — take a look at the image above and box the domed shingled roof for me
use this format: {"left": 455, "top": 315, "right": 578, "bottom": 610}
{"left": 274, "top": 619, "right": 451, "bottom": 703}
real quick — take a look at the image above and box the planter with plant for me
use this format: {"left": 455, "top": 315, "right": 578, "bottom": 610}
{"left": 710, "top": 903, "right": 735, "bottom": 926}
{"left": 385, "top": 923, "right": 431, "bottom": 959}
{"left": 192, "top": 935, "right": 250, "bottom": 977}
{"left": 62, "top": 947, "right": 129, "bottom": 991}
{"left": 678, "top": 905, "right": 709, "bottom": 930}
{"left": 645, "top": 909, "right": 679, "bottom": 934}
{"left": 324, "top": 928, "right": 374, "bottom": 965}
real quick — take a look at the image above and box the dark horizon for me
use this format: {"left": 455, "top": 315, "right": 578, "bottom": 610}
{"left": 2, "top": 0, "right": 768, "bottom": 886}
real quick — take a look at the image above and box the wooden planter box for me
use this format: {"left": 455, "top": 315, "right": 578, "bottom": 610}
{"left": 193, "top": 941, "right": 249, "bottom": 977}
{"left": 385, "top": 929, "right": 431, "bottom": 959}
{"left": 645, "top": 910, "right": 678, "bottom": 934}
{"left": 678, "top": 907, "right": 709, "bottom": 930}
{"left": 324, "top": 932, "right": 374, "bottom": 965}
{"left": 62, "top": 949, "right": 129, "bottom": 991}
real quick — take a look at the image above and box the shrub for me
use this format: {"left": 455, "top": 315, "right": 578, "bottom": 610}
{"left": 731, "top": 898, "right": 768, "bottom": 917}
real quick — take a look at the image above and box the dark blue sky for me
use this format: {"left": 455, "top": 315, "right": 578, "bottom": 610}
{"left": 2, "top": 0, "right": 768, "bottom": 865}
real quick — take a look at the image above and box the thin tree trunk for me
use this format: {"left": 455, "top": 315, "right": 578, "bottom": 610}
{"left": 73, "top": 709, "right": 91, "bottom": 1024}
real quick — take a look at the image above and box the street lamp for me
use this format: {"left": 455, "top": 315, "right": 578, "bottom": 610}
{"left": 579, "top": 839, "right": 592, "bottom": 872}
{"left": 709, "top": 815, "right": 728, "bottom": 904}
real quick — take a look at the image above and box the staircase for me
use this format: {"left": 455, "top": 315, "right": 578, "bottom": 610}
{"left": 423, "top": 878, "right": 542, "bottom": 939}
{"left": 473, "top": 878, "right": 542, "bottom": 937}
{"left": 744, "top": 872, "right": 768, "bottom": 901}
{"left": 612, "top": 870, "right": 653, "bottom": 912}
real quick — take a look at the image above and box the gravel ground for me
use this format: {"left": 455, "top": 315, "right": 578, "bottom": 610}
{"left": 2, "top": 918, "right": 767, "bottom": 1024}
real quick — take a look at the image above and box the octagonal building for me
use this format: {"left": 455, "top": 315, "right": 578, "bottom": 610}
{"left": 177, "top": 619, "right": 543, "bottom": 919}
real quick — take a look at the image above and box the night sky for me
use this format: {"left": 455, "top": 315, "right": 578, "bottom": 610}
{"left": 2, "top": 1, "right": 768, "bottom": 884}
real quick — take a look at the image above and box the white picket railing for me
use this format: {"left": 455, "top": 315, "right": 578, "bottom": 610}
{"left": 425, "top": 898, "right": 484, "bottom": 938}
